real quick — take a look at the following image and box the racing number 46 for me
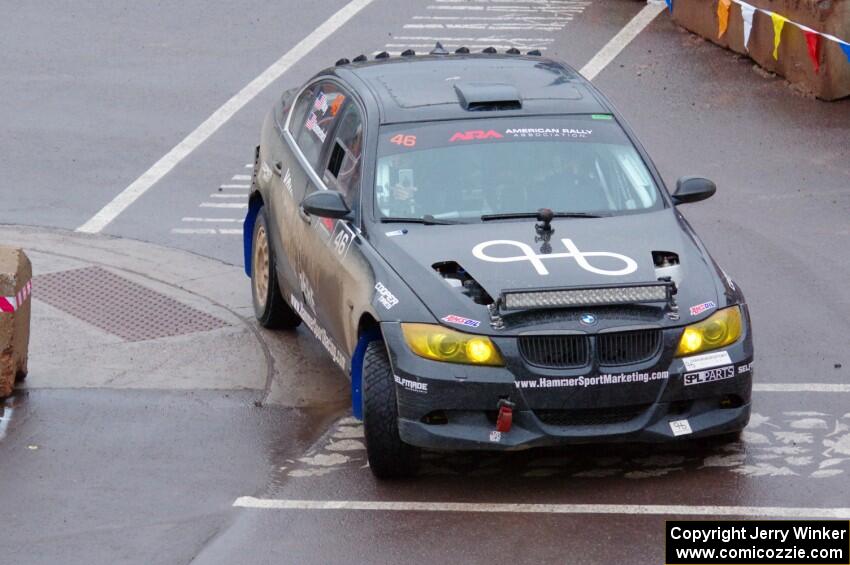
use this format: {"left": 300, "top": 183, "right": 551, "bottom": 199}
{"left": 390, "top": 134, "right": 416, "bottom": 147}
{"left": 333, "top": 229, "right": 351, "bottom": 256}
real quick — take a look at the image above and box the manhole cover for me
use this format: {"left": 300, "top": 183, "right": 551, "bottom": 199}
{"left": 33, "top": 266, "right": 230, "bottom": 341}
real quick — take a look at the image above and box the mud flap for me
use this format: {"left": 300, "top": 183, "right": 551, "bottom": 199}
{"left": 350, "top": 327, "right": 383, "bottom": 420}
{"left": 243, "top": 198, "right": 261, "bottom": 277}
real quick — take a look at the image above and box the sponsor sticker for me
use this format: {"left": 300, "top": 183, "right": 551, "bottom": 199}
{"left": 289, "top": 294, "right": 346, "bottom": 370}
{"left": 441, "top": 314, "right": 481, "bottom": 328}
{"left": 669, "top": 419, "right": 693, "bottom": 436}
{"left": 472, "top": 239, "right": 637, "bottom": 277}
{"left": 689, "top": 300, "right": 717, "bottom": 316}
{"left": 297, "top": 271, "right": 316, "bottom": 312}
{"left": 259, "top": 161, "right": 272, "bottom": 184}
{"left": 504, "top": 128, "right": 592, "bottom": 139}
{"left": 737, "top": 361, "right": 753, "bottom": 374}
{"left": 681, "top": 350, "right": 732, "bottom": 372}
{"left": 394, "top": 375, "right": 428, "bottom": 394}
{"left": 683, "top": 365, "right": 736, "bottom": 386}
{"left": 449, "top": 130, "right": 503, "bottom": 142}
{"left": 489, "top": 430, "right": 502, "bottom": 443}
{"left": 374, "top": 282, "right": 398, "bottom": 310}
{"left": 514, "top": 370, "right": 669, "bottom": 390}
{"left": 282, "top": 167, "right": 292, "bottom": 194}
{"left": 385, "top": 229, "right": 407, "bottom": 237}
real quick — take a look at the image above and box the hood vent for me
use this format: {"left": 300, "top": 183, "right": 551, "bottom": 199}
{"left": 453, "top": 82, "right": 522, "bottom": 111}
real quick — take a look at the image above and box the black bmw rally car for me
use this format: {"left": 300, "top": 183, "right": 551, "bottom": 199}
{"left": 244, "top": 45, "right": 753, "bottom": 478}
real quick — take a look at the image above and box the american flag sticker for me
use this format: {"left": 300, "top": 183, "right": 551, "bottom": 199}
{"left": 305, "top": 112, "right": 317, "bottom": 131}
{"left": 313, "top": 92, "right": 328, "bottom": 113}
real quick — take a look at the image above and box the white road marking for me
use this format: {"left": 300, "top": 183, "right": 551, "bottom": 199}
{"left": 209, "top": 193, "right": 247, "bottom": 199}
{"left": 172, "top": 228, "right": 217, "bottom": 234}
{"left": 233, "top": 498, "right": 850, "bottom": 518}
{"left": 75, "top": 0, "right": 375, "bottom": 234}
{"left": 754, "top": 383, "right": 850, "bottom": 393}
{"left": 385, "top": 43, "right": 548, "bottom": 50}
{"left": 244, "top": 163, "right": 254, "bottom": 168}
{"left": 231, "top": 174, "right": 252, "bottom": 181}
{"left": 200, "top": 202, "right": 248, "bottom": 209}
{"left": 220, "top": 184, "right": 251, "bottom": 189}
{"left": 172, "top": 228, "right": 242, "bottom": 235}
{"left": 182, "top": 217, "right": 242, "bottom": 222}
{"left": 579, "top": 1, "right": 665, "bottom": 80}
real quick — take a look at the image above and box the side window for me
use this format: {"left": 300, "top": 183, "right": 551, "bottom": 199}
{"left": 323, "top": 102, "right": 364, "bottom": 219}
{"left": 292, "top": 82, "right": 346, "bottom": 171}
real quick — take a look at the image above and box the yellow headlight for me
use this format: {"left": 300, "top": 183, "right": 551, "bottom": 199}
{"left": 402, "top": 323, "right": 504, "bottom": 366}
{"left": 675, "top": 306, "right": 743, "bottom": 357}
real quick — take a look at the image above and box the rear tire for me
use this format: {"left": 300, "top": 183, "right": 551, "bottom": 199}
{"left": 362, "top": 340, "right": 420, "bottom": 479}
{"left": 251, "top": 206, "right": 301, "bottom": 329}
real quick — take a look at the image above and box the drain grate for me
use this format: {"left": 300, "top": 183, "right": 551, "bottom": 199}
{"left": 33, "top": 266, "right": 229, "bottom": 341}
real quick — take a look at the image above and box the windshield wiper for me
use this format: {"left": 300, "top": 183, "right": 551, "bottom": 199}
{"left": 480, "top": 211, "right": 605, "bottom": 221}
{"left": 380, "top": 215, "right": 463, "bottom": 225}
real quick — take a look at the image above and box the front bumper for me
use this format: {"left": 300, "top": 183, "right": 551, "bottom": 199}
{"left": 382, "top": 319, "right": 754, "bottom": 451}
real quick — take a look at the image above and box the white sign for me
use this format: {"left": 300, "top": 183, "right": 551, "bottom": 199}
{"left": 669, "top": 419, "right": 693, "bottom": 437}
{"left": 472, "top": 239, "right": 638, "bottom": 276}
{"left": 681, "top": 350, "right": 733, "bottom": 372}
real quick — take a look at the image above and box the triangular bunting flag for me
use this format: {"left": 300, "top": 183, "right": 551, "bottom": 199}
{"left": 739, "top": 2, "right": 756, "bottom": 51}
{"left": 840, "top": 43, "right": 850, "bottom": 63}
{"left": 770, "top": 13, "right": 787, "bottom": 59}
{"left": 717, "top": 0, "right": 731, "bottom": 38}
{"left": 804, "top": 31, "right": 820, "bottom": 73}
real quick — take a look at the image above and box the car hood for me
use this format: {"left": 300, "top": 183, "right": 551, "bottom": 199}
{"left": 371, "top": 210, "right": 724, "bottom": 334}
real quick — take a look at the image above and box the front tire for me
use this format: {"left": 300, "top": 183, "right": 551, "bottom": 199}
{"left": 362, "top": 340, "right": 420, "bottom": 479}
{"left": 251, "top": 206, "right": 301, "bottom": 329}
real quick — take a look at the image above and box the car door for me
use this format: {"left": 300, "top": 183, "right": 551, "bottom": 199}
{"left": 278, "top": 80, "right": 351, "bottom": 366}
{"left": 264, "top": 86, "right": 312, "bottom": 297}
{"left": 298, "top": 88, "right": 367, "bottom": 364}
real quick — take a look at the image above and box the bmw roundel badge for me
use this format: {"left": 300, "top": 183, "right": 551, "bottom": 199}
{"left": 580, "top": 313, "right": 597, "bottom": 326}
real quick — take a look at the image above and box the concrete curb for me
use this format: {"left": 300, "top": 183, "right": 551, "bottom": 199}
{"left": 669, "top": 0, "right": 850, "bottom": 100}
{"left": 0, "top": 226, "right": 348, "bottom": 410}
{"left": 0, "top": 246, "right": 31, "bottom": 397}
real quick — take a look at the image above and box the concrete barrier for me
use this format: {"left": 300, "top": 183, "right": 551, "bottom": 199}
{"left": 0, "top": 247, "right": 31, "bottom": 397}
{"left": 671, "top": 0, "right": 850, "bottom": 100}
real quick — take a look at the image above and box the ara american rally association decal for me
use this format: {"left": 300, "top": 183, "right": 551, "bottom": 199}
{"left": 441, "top": 314, "right": 481, "bottom": 328}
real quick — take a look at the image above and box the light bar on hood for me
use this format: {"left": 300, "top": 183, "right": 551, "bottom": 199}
{"left": 501, "top": 281, "right": 674, "bottom": 311}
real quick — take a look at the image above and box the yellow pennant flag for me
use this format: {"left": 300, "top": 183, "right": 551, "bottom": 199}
{"left": 717, "top": 0, "right": 731, "bottom": 38}
{"left": 771, "top": 12, "right": 788, "bottom": 59}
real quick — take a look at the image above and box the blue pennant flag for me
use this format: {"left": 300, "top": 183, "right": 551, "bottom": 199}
{"left": 665, "top": 0, "right": 673, "bottom": 12}
{"left": 840, "top": 42, "right": 850, "bottom": 63}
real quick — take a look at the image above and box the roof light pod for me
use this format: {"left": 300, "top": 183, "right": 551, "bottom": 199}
{"left": 401, "top": 49, "right": 416, "bottom": 57}
{"left": 506, "top": 48, "right": 521, "bottom": 55}
{"left": 335, "top": 58, "right": 350, "bottom": 66}
{"left": 482, "top": 47, "right": 497, "bottom": 54}
{"left": 375, "top": 51, "right": 390, "bottom": 59}
{"left": 455, "top": 47, "right": 470, "bottom": 54}
{"left": 527, "top": 49, "right": 542, "bottom": 56}
{"left": 352, "top": 54, "right": 367, "bottom": 62}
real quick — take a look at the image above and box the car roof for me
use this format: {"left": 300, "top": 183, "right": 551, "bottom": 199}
{"left": 332, "top": 52, "right": 611, "bottom": 124}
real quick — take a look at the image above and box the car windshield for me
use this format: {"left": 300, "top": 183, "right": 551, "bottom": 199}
{"left": 374, "top": 115, "right": 663, "bottom": 221}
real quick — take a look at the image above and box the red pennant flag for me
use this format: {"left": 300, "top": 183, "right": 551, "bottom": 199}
{"left": 804, "top": 31, "right": 820, "bottom": 74}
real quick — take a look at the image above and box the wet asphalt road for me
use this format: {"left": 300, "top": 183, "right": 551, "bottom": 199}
{"left": 2, "top": 0, "right": 850, "bottom": 563}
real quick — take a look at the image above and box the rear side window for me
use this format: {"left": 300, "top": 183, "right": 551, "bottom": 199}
{"left": 290, "top": 82, "right": 346, "bottom": 171}
{"left": 323, "top": 102, "right": 364, "bottom": 218}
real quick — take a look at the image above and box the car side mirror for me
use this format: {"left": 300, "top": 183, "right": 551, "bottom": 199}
{"left": 301, "top": 190, "right": 352, "bottom": 219}
{"left": 672, "top": 176, "right": 716, "bottom": 205}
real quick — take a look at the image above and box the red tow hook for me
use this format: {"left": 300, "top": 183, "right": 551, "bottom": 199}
{"left": 496, "top": 399, "right": 515, "bottom": 433}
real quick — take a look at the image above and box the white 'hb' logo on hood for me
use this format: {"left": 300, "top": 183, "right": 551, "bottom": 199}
{"left": 472, "top": 239, "right": 638, "bottom": 276}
